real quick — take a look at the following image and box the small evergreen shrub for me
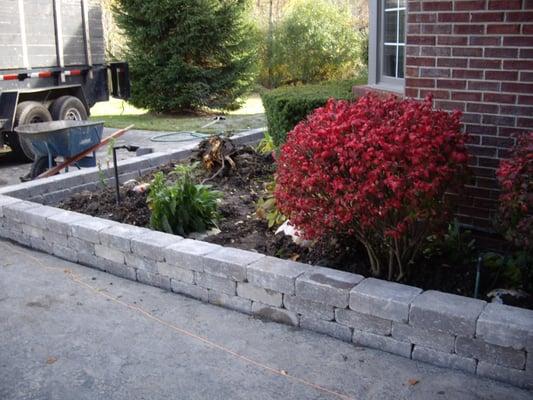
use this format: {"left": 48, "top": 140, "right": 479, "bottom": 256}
{"left": 113, "top": 0, "right": 259, "bottom": 112}
{"left": 275, "top": 94, "right": 469, "bottom": 281}
{"left": 261, "top": 80, "right": 358, "bottom": 146}
{"left": 147, "top": 165, "right": 221, "bottom": 236}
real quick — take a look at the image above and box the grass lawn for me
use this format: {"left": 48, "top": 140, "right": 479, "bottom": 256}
{"left": 89, "top": 93, "right": 266, "bottom": 133}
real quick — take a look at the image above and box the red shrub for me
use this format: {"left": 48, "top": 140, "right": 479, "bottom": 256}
{"left": 275, "top": 94, "right": 469, "bottom": 280}
{"left": 496, "top": 132, "right": 532, "bottom": 250}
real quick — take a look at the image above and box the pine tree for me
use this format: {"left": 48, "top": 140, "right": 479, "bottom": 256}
{"left": 113, "top": 0, "right": 258, "bottom": 112}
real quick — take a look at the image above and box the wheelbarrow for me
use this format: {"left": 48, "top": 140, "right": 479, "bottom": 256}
{"left": 15, "top": 121, "right": 133, "bottom": 180}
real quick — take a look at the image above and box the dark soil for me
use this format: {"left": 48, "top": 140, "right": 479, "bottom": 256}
{"left": 60, "top": 140, "right": 532, "bottom": 309}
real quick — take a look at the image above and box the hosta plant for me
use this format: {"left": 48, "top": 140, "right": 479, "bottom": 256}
{"left": 275, "top": 94, "right": 469, "bottom": 281}
{"left": 147, "top": 164, "right": 221, "bottom": 236}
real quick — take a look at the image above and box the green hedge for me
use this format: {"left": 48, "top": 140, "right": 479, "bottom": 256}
{"left": 261, "top": 80, "right": 359, "bottom": 146}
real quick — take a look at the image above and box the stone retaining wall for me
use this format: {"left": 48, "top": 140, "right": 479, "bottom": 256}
{"left": 0, "top": 129, "right": 531, "bottom": 390}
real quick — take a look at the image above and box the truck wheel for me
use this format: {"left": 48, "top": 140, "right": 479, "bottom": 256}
{"left": 10, "top": 101, "right": 53, "bottom": 162}
{"left": 50, "top": 96, "right": 88, "bottom": 121}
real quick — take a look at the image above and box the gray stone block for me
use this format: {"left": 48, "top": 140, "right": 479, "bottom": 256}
{"left": 46, "top": 210, "right": 88, "bottom": 235}
{"left": 44, "top": 230, "right": 68, "bottom": 245}
{"left": 99, "top": 224, "right": 147, "bottom": 252}
{"left": 350, "top": 278, "right": 422, "bottom": 323}
{"left": 252, "top": 302, "right": 299, "bottom": 326}
{"left": 170, "top": 280, "right": 208, "bottom": 302}
{"left": 19, "top": 204, "right": 63, "bottom": 229}
{"left": 202, "top": 247, "right": 264, "bottom": 282}
{"left": 410, "top": 290, "right": 486, "bottom": 336}
{"left": 164, "top": 239, "right": 221, "bottom": 271}
{"left": 136, "top": 270, "right": 171, "bottom": 291}
{"left": 68, "top": 237, "right": 95, "bottom": 255}
{"left": 247, "top": 256, "right": 309, "bottom": 295}
{"left": 476, "top": 303, "right": 533, "bottom": 351}
{"left": 29, "top": 236, "right": 53, "bottom": 253}
{"left": 95, "top": 244, "right": 125, "bottom": 265}
{"left": 101, "top": 259, "right": 137, "bottom": 281}
{"left": 52, "top": 243, "right": 78, "bottom": 262}
{"left": 335, "top": 308, "right": 392, "bottom": 336}
{"left": 300, "top": 316, "right": 352, "bottom": 342}
{"left": 0, "top": 183, "right": 29, "bottom": 198}
{"left": 455, "top": 336, "right": 526, "bottom": 370}
{"left": 477, "top": 361, "right": 533, "bottom": 390}
{"left": 0, "top": 196, "right": 22, "bottom": 217}
{"left": 195, "top": 272, "right": 236, "bottom": 295}
{"left": 130, "top": 230, "right": 182, "bottom": 261}
{"left": 125, "top": 253, "right": 158, "bottom": 274}
{"left": 21, "top": 224, "right": 45, "bottom": 240}
{"left": 78, "top": 252, "right": 99, "bottom": 269}
{"left": 41, "top": 189, "right": 73, "bottom": 205}
{"left": 296, "top": 266, "right": 363, "bottom": 308}
{"left": 412, "top": 346, "right": 476, "bottom": 374}
{"left": 3, "top": 201, "right": 41, "bottom": 222}
{"left": 157, "top": 262, "right": 195, "bottom": 284}
{"left": 70, "top": 217, "right": 117, "bottom": 243}
{"left": 283, "top": 295, "right": 334, "bottom": 320}
{"left": 352, "top": 330, "right": 412, "bottom": 358}
{"left": 236, "top": 282, "right": 283, "bottom": 307}
{"left": 391, "top": 322, "right": 455, "bottom": 353}
{"left": 208, "top": 291, "right": 252, "bottom": 314}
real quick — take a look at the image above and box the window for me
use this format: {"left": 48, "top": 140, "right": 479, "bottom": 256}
{"left": 368, "top": 0, "right": 406, "bottom": 92}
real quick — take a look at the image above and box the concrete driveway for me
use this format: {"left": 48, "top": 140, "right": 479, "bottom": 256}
{"left": 0, "top": 240, "right": 531, "bottom": 400}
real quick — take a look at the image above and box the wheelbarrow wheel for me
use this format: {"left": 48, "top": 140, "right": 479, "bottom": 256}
{"left": 22, "top": 156, "right": 57, "bottom": 181}
{"left": 50, "top": 96, "right": 88, "bottom": 121}
{"left": 10, "top": 101, "right": 53, "bottom": 162}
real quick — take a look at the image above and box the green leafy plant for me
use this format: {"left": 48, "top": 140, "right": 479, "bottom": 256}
{"left": 483, "top": 251, "right": 533, "bottom": 292}
{"left": 423, "top": 219, "right": 477, "bottom": 265}
{"left": 256, "top": 180, "right": 286, "bottom": 229}
{"left": 259, "top": 0, "right": 364, "bottom": 87}
{"left": 147, "top": 164, "right": 221, "bottom": 236}
{"left": 256, "top": 132, "right": 276, "bottom": 155}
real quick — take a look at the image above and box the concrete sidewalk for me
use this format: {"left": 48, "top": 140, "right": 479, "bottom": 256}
{"left": 0, "top": 240, "right": 530, "bottom": 400}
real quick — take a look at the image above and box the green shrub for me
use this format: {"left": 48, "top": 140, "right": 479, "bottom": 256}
{"left": 259, "top": 0, "right": 365, "bottom": 88}
{"left": 261, "top": 80, "right": 359, "bottom": 146}
{"left": 113, "top": 0, "right": 259, "bottom": 112}
{"left": 147, "top": 165, "right": 221, "bottom": 236}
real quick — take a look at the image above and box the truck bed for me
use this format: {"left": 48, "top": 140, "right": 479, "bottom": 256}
{"left": 0, "top": 0, "right": 105, "bottom": 71}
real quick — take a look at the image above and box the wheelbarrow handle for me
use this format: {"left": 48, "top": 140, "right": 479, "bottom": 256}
{"left": 37, "top": 124, "right": 135, "bottom": 179}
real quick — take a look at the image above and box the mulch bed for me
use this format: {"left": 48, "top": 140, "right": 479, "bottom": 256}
{"left": 59, "top": 139, "right": 532, "bottom": 309}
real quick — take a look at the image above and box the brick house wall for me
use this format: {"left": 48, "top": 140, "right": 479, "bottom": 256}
{"left": 404, "top": 0, "right": 532, "bottom": 229}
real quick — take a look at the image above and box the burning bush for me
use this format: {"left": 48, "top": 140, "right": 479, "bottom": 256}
{"left": 275, "top": 94, "right": 469, "bottom": 280}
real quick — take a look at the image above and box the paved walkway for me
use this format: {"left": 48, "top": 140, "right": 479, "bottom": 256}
{"left": 0, "top": 240, "right": 530, "bottom": 400}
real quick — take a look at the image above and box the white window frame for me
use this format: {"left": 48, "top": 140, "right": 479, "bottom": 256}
{"left": 368, "top": 0, "right": 405, "bottom": 93}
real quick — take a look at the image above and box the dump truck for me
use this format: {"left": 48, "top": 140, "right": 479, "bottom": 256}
{"left": 0, "top": 0, "right": 129, "bottom": 161}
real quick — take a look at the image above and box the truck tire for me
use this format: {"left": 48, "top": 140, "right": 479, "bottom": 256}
{"left": 50, "top": 96, "right": 88, "bottom": 121}
{"left": 10, "top": 101, "right": 53, "bottom": 162}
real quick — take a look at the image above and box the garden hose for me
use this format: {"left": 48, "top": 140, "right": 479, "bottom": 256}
{"left": 149, "top": 116, "right": 249, "bottom": 143}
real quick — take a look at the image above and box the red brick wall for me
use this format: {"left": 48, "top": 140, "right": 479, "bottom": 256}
{"left": 405, "top": 0, "right": 533, "bottom": 229}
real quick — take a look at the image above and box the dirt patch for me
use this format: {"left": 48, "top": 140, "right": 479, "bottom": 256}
{"left": 59, "top": 140, "right": 532, "bottom": 309}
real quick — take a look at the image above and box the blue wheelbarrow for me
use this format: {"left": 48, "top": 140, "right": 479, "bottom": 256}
{"left": 15, "top": 120, "right": 104, "bottom": 180}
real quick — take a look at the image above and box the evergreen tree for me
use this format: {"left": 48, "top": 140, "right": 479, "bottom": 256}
{"left": 113, "top": 0, "right": 258, "bottom": 112}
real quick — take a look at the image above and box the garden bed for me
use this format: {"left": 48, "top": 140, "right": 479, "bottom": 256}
{"left": 59, "top": 141, "right": 532, "bottom": 310}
